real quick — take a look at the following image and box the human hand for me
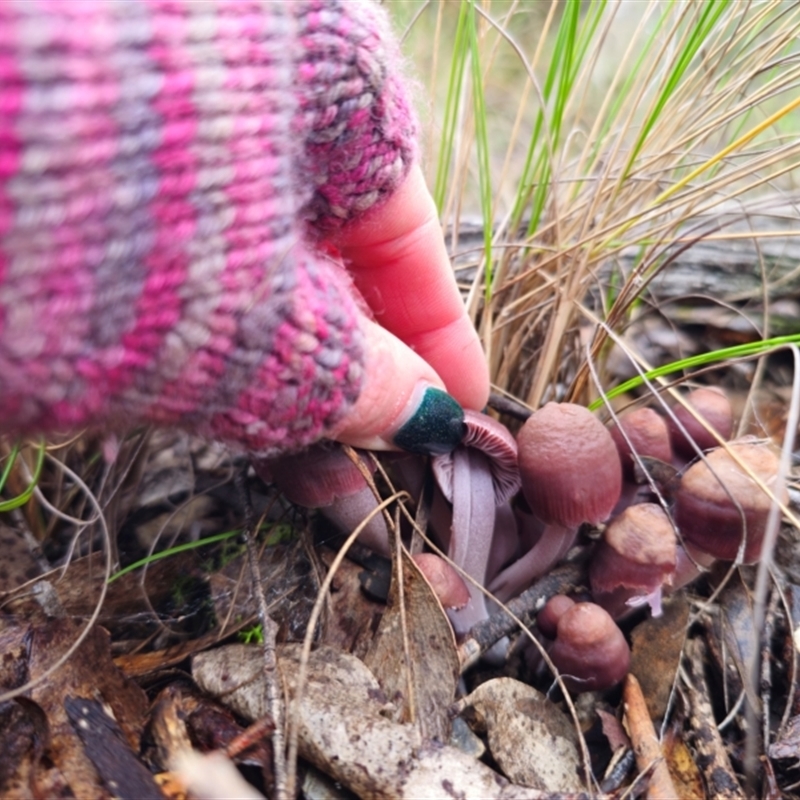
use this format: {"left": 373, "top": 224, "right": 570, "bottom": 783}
{"left": 327, "top": 165, "right": 490, "bottom": 454}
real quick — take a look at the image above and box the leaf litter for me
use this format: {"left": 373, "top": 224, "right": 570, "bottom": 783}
{"left": 2, "top": 2, "right": 800, "bottom": 796}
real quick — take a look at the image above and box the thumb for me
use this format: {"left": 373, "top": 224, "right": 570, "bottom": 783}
{"left": 329, "top": 312, "right": 465, "bottom": 455}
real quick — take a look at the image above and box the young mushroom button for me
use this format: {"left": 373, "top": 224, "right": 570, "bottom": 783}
{"left": 589, "top": 503, "right": 677, "bottom": 619}
{"left": 412, "top": 553, "right": 470, "bottom": 610}
{"left": 547, "top": 602, "right": 631, "bottom": 694}
{"left": 609, "top": 407, "right": 673, "bottom": 479}
{"left": 668, "top": 387, "right": 734, "bottom": 459}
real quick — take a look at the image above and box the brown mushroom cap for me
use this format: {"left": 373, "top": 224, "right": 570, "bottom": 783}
{"left": 668, "top": 387, "right": 734, "bottom": 458}
{"left": 537, "top": 594, "right": 576, "bottom": 640}
{"left": 548, "top": 602, "right": 631, "bottom": 693}
{"left": 674, "top": 440, "right": 785, "bottom": 562}
{"left": 609, "top": 408, "right": 673, "bottom": 479}
{"left": 254, "top": 445, "right": 372, "bottom": 508}
{"left": 517, "top": 402, "right": 622, "bottom": 527}
{"left": 412, "top": 553, "right": 470, "bottom": 610}
{"left": 590, "top": 503, "right": 677, "bottom": 596}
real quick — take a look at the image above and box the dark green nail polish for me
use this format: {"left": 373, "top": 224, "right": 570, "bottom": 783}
{"left": 393, "top": 387, "right": 465, "bottom": 455}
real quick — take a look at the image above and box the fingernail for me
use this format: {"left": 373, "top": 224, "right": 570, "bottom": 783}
{"left": 392, "top": 387, "right": 465, "bottom": 455}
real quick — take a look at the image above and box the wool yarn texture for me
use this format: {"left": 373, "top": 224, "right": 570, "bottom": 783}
{"left": 0, "top": 0, "right": 417, "bottom": 454}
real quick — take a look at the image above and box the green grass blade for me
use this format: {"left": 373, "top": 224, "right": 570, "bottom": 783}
{"left": 0, "top": 441, "right": 45, "bottom": 513}
{"left": 0, "top": 442, "right": 21, "bottom": 495}
{"left": 588, "top": 334, "right": 800, "bottom": 411}
{"left": 106, "top": 528, "right": 242, "bottom": 583}
{"left": 466, "top": 2, "right": 493, "bottom": 302}
{"left": 433, "top": 2, "right": 470, "bottom": 212}
{"left": 623, "top": 0, "right": 732, "bottom": 178}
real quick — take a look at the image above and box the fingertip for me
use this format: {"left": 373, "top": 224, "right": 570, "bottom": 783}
{"left": 336, "top": 165, "right": 490, "bottom": 412}
{"left": 330, "top": 316, "right": 465, "bottom": 454}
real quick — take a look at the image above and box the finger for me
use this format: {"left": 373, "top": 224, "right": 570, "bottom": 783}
{"left": 329, "top": 313, "right": 465, "bottom": 455}
{"left": 334, "top": 165, "right": 490, "bottom": 412}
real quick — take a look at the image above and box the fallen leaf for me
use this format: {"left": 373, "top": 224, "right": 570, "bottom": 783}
{"left": 662, "top": 717, "right": 706, "bottom": 800}
{"left": 630, "top": 593, "right": 689, "bottom": 720}
{"left": 364, "top": 547, "right": 460, "bottom": 741}
{"left": 597, "top": 708, "right": 630, "bottom": 753}
{"left": 768, "top": 715, "right": 800, "bottom": 761}
{"left": 0, "top": 698, "right": 50, "bottom": 798}
{"left": 0, "top": 618, "right": 150, "bottom": 799}
{"left": 318, "top": 547, "right": 386, "bottom": 659}
{"left": 65, "top": 696, "right": 163, "bottom": 800}
{"left": 710, "top": 571, "right": 761, "bottom": 715}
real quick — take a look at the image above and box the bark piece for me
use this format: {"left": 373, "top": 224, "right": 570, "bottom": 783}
{"left": 682, "top": 638, "right": 747, "bottom": 800}
{"left": 460, "top": 677, "right": 585, "bottom": 792}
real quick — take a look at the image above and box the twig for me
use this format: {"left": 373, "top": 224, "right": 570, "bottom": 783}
{"left": 487, "top": 390, "right": 533, "bottom": 421}
{"left": 236, "top": 467, "right": 287, "bottom": 800}
{"left": 599, "top": 748, "right": 635, "bottom": 795}
{"left": 623, "top": 674, "right": 679, "bottom": 800}
{"left": 682, "top": 637, "right": 747, "bottom": 800}
{"left": 458, "top": 561, "right": 584, "bottom": 668}
{"left": 760, "top": 589, "right": 780, "bottom": 754}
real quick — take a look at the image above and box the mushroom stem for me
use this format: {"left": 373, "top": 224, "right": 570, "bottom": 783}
{"left": 323, "top": 485, "right": 392, "bottom": 557}
{"left": 488, "top": 523, "right": 577, "bottom": 603}
{"left": 446, "top": 448, "right": 497, "bottom": 637}
{"left": 428, "top": 410, "right": 520, "bottom": 648}
{"left": 486, "top": 504, "right": 521, "bottom": 581}
{"left": 255, "top": 445, "right": 390, "bottom": 556}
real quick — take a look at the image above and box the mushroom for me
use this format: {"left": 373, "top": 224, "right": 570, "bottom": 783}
{"left": 589, "top": 503, "right": 677, "bottom": 618}
{"left": 546, "top": 601, "right": 631, "bottom": 693}
{"left": 490, "top": 403, "right": 622, "bottom": 601}
{"left": 536, "top": 594, "right": 576, "bottom": 639}
{"left": 668, "top": 387, "right": 733, "bottom": 460}
{"left": 254, "top": 444, "right": 390, "bottom": 556}
{"left": 610, "top": 407, "right": 673, "bottom": 478}
{"left": 671, "top": 439, "right": 785, "bottom": 581}
{"left": 412, "top": 553, "right": 470, "bottom": 610}
{"left": 431, "top": 410, "right": 520, "bottom": 637}
{"left": 609, "top": 408, "right": 676, "bottom": 513}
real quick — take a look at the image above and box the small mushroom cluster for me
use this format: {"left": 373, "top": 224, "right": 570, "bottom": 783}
{"left": 258, "top": 386, "right": 786, "bottom": 694}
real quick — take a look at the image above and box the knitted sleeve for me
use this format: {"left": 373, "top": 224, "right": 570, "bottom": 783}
{"left": 293, "top": 0, "right": 418, "bottom": 232}
{"left": 0, "top": 0, "right": 417, "bottom": 455}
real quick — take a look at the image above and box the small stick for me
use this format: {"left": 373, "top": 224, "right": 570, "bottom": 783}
{"left": 760, "top": 590, "right": 779, "bottom": 752}
{"left": 623, "top": 673, "right": 679, "bottom": 800}
{"left": 488, "top": 391, "right": 533, "bottom": 422}
{"left": 236, "top": 468, "right": 287, "bottom": 800}
{"left": 599, "top": 748, "right": 635, "bottom": 794}
{"left": 682, "top": 637, "right": 747, "bottom": 800}
{"left": 458, "top": 561, "right": 584, "bottom": 668}
{"left": 226, "top": 715, "right": 276, "bottom": 760}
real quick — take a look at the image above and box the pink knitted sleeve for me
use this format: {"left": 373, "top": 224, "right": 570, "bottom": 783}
{"left": 0, "top": 0, "right": 417, "bottom": 455}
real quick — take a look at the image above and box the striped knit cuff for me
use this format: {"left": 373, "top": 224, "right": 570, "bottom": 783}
{"left": 293, "top": 0, "right": 419, "bottom": 233}
{"left": 0, "top": 1, "right": 366, "bottom": 455}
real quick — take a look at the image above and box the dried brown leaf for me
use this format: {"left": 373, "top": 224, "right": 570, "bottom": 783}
{"left": 629, "top": 593, "right": 690, "bottom": 720}
{"left": 364, "top": 548, "right": 460, "bottom": 741}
